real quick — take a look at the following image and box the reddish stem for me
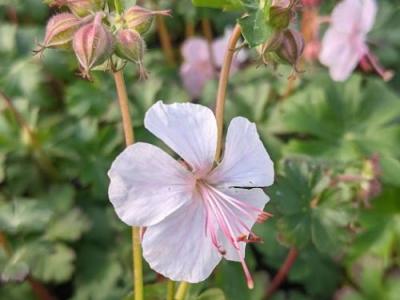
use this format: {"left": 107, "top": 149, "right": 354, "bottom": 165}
{"left": 27, "top": 276, "right": 57, "bottom": 300}
{"left": 266, "top": 247, "right": 299, "bottom": 298}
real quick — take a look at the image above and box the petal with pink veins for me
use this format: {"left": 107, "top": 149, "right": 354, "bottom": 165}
{"left": 214, "top": 187, "right": 270, "bottom": 262}
{"left": 145, "top": 101, "right": 217, "bottom": 175}
{"left": 208, "top": 117, "right": 274, "bottom": 188}
{"left": 108, "top": 142, "right": 194, "bottom": 227}
{"left": 142, "top": 192, "right": 221, "bottom": 283}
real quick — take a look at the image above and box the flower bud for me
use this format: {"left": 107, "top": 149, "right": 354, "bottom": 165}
{"left": 269, "top": 0, "right": 299, "bottom": 29}
{"left": 115, "top": 29, "right": 148, "bottom": 79}
{"left": 276, "top": 29, "right": 304, "bottom": 67}
{"left": 55, "top": 0, "right": 104, "bottom": 17}
{"left": 123, "top": 5, "right": 170, "bottom": 34}
{"left": 262, "top": 29, "right": 304, "bottom": 70}
{"left": 39, "top": 13, "right": 81, "bottom": 51}
{"left": 72, "top": 13, "right": 115, "bottom": 78}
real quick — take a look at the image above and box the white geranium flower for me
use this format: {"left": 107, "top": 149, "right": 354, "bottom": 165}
{"left": 108, "top": 101, "right": 274, "bottom": 287}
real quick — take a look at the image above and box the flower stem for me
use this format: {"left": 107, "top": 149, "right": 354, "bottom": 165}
{"left": 185, "top": 21, "right": 195, "bottom": 38}
{"left": 114, "top": 0, "right": 123, "bottom": 14}
{"left": 155, "top": 15, "right": 175, "bottom": 66}
{"left": 112, "top": 70, "right": 143, "bottom": 300}
{"left": 175, "top": 282, "right": 189, "bottom": 300}
{"left": 166, "top": 280, "right": 176, "bottom": 300}
{"left": 214, "top": 24, "right": 242, "bottom": 161}
{"left": 265, "top": 247, "right": 298, "bottom": 298}
{"left": 201, "top": 18, "right": 216, "bottom": 69}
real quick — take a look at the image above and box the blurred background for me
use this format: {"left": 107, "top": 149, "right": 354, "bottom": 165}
{"left": 0, "top": 0, "right": 400, "bottom": 299}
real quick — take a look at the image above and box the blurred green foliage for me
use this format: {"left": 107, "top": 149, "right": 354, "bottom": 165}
{"left": 0, "top": 0, "right": 400, "bottom": 299}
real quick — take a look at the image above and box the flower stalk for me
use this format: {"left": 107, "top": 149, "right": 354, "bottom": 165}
{"left": 112, "top": 70, "right": 143, "bottom": 300}
{"left": 166, "top": 280, "right": 176, "bottom": 300}
{"left": 265, "top": 247, "right": 298, "bottom": 298}
{"left": 175, "top": 281, "right": 189, "bottom": 300}
{"left": 214, "top": 24, "right": 242, "bottom": 161}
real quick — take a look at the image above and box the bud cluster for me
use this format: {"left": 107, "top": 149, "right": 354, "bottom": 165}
{"left": 260, "top": 0, "right": 305, "bottom": 72}
{"left": 39, "top": 1, "right": 169, "bottom": 79}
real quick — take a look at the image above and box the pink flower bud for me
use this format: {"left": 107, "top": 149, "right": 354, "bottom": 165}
{"left": 55, "top": 0, "right": 105, "bottom": 17}
{"left": 115, "top": 29, "right": 148, "bottom": 79}
{"left": 39, "top": 13, "right": 81, "bottom": 51}
{"left": 123, "top": 5, "right": 170, "bottom": 34}
{"left": 72, "top": 13, "right": 115, "bottom": 78}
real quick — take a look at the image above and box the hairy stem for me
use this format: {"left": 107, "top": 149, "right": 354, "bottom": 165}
{"left": 265, "top": 247, "right": 298, "bottom": 298}
{"left": 166, "top": 280, "right": 176, "bottom": 300}
{"left": 113, "top": 70, "right": 143, "bottom": 300}
{"left": 214, "top": 24, "right": 242, "bottom": 161}
{"left": 114, "top": 0, "right": 122, "bottom": 14}
{"left": 175, "top": 282, "right": 189, "bottom": 300}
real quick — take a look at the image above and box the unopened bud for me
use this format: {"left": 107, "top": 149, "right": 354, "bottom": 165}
{"left": 269, "top": 0, "right": 299, "bottom": 29}
{"left": 115, "top": 29, "right": 148, "bottom": 79}
{"left": 276, "top": 29, "right": 304, "bottom": 67}
{"left": 123, "top": 5, "right": 170, "bottom": 34}
{"left": 38, "top": 13, "right": 81, "bottom": 52}
{"left": 72, "top": 13, "right": 114, "bottom": 78}
{"left": 262, "top": 29, "right": 304, "bottom": 71}
{"left": 55, "top": 0, "right": 104, "bottom": 17}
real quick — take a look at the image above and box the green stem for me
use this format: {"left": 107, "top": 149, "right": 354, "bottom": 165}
{"left": 175, "top": 282, "right": 189, "bottom": 300}
{"left": 166, "top": 280, "right": 176, "bottom": 300}
{"left": 114, "top": 0, "right": 122, "bottom": 14}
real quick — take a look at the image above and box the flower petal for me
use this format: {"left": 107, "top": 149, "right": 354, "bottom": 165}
{"left": 319, "top": 29, "right": 364, "bottom": 81}
{"left": 145, "top": 101, "right": 217, "bottom": 174}
{"left": 108, "top": 142, "right": 194, "bottom": 227}
{"left": 142, "top": 193, "right": 221, "bottom": 283}
{"left": 361, "top": 0, "right": 377, "bottom": 33}
{"left": 179, "top": 61, "right": 214, "bottom": 99}
{"left": 331, "top": 0, "right": 362, "bottom": 34}
{"left": 208, "top": 117, "right": 274, "bottom": 187}
{"left": 181, "top": 37, "right": 209, "bottom": 62}
{"left": 211, "top": 187, "right": 270, "bottom": 262}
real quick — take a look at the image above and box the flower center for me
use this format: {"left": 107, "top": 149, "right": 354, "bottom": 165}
{"left": 196, "top": 180, "right": 271, "bottom": 289}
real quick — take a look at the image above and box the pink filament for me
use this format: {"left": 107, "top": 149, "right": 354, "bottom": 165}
{"left": 198, "top": 182, "right": 268, "bottom": 289}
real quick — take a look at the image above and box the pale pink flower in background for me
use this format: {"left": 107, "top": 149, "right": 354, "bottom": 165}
{"left": 108, "top": 101, "right": 274, "bottom": 287}
{"left": 180, "top": 29, "right": 247, "bottom": 99}
{"left": 319, "top": 0, "right": 377, "bottom": 81}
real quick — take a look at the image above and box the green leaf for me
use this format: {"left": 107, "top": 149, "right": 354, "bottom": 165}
{"left": 192, "top": 0, "right": 243, "bottom": 10}
{"left": 30, "top": 243, "right": 75, "bottom": 283}
{"left": 0, "top": 199, "right": 53, "bottom": 234}
{"left": 196, "top": 288, "right": 226, "bottom": 300}
{"left": 269, "top": 74, "right": 400, "bottom": 185}
{"left": 45, "top": 208, "right": 90, "bottom": 242}
{"left": 238, "top": 9, "right": 273, "bottom": 47}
